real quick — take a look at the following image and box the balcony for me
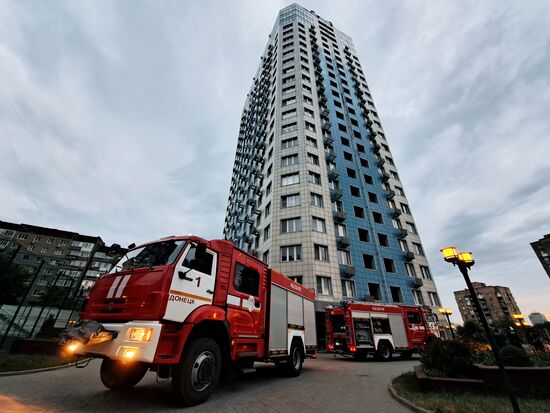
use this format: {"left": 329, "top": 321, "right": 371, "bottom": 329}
{"left": 330, "top": 188, "right": 343, "bottom": 200}
{"left": 404, "top": 251, "right": 415, "bottom": 261}
{"left": 323, "top": 134, "right": 333, "bottom": 145}
{"left": 386, "top": 190, "right": 396, "bottom": 199}
{"left": 377, "top": 159, "right": 386, "bottom": 168}
{"left": 412, "top": 277, "right": 423, "bottom": 288}
{"left": 398, "top": 228, "right": 408, "bottom": 239}
{"left": 328, "top": 169, "right": 339, "bottom": 180}
{"left": 391, "top": 208, "right": 402, "bottom": 218}
{"left": 325, "top": 149, "right": 336, "bottom": 161}
{"left": 337, "top": 236, "right": 350, "bottom": 247}
{"left": 340, "top": 265, "right": 356, "bottom": 278}
{"left": 321, "top": 107, "right": 329, "bottom": 118}
{"left": 382, "top": 172, "right": 390, "bottom": 182}
{"left": 333, "top": 211, "right": 346, "bottom": 222}
{"left": 322, "top": 120, "right": 331, "bottom": 131}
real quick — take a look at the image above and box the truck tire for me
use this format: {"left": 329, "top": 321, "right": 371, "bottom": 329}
{"left": 100, "top": 359, "right": 148, "bottom": 390}
{"left": 376, "top": 342, "right": 393, "bottom": 361}
{"left": 283, "top": 340, "right": 303, "bottom": 377}
{"left": 171, "top": 338, "right": 222, "bottom": 406}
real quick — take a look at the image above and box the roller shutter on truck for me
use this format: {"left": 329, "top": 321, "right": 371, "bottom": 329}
{"left": 268, "top": 270, "right": 316, "bottom": 354}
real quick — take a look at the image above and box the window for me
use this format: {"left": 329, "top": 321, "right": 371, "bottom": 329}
{"left": 282, "top": 109, "right": 297, "bottom": 119}
{"left": 401, "top": 204, "right": 411, "bottom": 214}
{"left": 289, "top": 275, "right": 303, "bottom": 284}
{"left": 399, "top": 239, "right": 409, "bottom": 252}
{"left": 54, "top": 249, "right": 63, "bottom": 255}
{"left": 265, "top": 202, "right": 271, "bottom": 217}
{"left": 363, "top": 254, "right": 375, "bottom": 269}
{"left": 283, "top": 96, "right": 297, "bottom": 106}
{"left": 354, "top": 206, "right": 365, "bottom": 218}
{"left": 263, "top": 225, "right": 270, "bottom": 241}
{"left": 307, "top": 153, "right": 319, "bottom": 165}
{"left": 341, "top": 137, "right": 350, "bottom": 146}
{"left": 282, "top": 172, "right": 300, "bottom": 186}
{"left": 420, "top": 265, "right": 432, "bottom": 280}
{"left": 412, "top": 290, "right": 424, "bottom": 305}
{"left": 372, "top": 212, "right": 383, "bottom": 224}
{"left": 343, "top": 151, "right": 353, "bottom": 161}
{"left": 234, "top": 263, "right": 260, "bottom": 296}
{"left": 282, "top": 122, "right": 297, "bottom": 134}
{"left": 335, "top": 224, "right": 347, "bottom": 237}
{"left": 368, "top": 192, "right": 378, "bottom": 203}
{"left": 281, "top": 154, "right": 298, "bottom": 167}
{"left": 392, "top": 219, "right": 402, "bottom": 229}
{"left": 413, "top": 243, "right": 424, "bottom": 256}
{"left": 262, "top": 250, "right": 269, "bottom": 264}
{"left": 306, "top": 136, "right": 317, "bottom": 147}
{"left": 342, "top": 279, "right": 356, "bottom": 297}
{"left": 3, "top": 230, "right": 14, "bottom": 237}
{"left": 304, "top": 107, "right": 314, "bottom": 118}
{"left": 372, "top": 318, "right": 391, "bottom": 334}
{"left": 368, "top": 283, "right": 381, "bottom": 300}
{"left": 395, "top": 186, "right": 405, "bottom": 196}
{"left": 346, "top": 168, "right": 357, "bottom": 178}
{"left": 182, "top": 243, "right": 214, "bottom": 275}
{"left": 266, "top": 181, "right": 272, "bottom": 195}
{"left": 314, "top": 244, "right": 329, "bottom": 261}
{"left": 281, "top": 193, "right": 300, "bottom": 208}
{"left": 316, "top": 276, "right": 333, "bottom": 296}
{"left": 282, "top": 85, "right": 296, "bottom": 94}
{"left": 350, "top": 186, "right": 360, "bottom": 197}
{"left": 281, "top": 245, "right": 302, "bottom": 262}
{"left": 405, "top": 262, "right": 416, "bottom": 277}
{"left": 377, "top": 233, "right": 389, "bottom": 247}
{"left": 358, "top": 228, "right": 370, "bottom": 242}
{"left": 428, "top": 292, "right": 441, "bottom": 307}
{"left": 312, "top": 217, "right": 326, "bottom": 233}
{"left": 27, "top": 245, "right": 35, "bottom": 251}
{"left": 390, "top": 286, "right": 403, "bottom": 303}
{"left": 364, "top": 174, "right": 373, "bottom": 185}
{"left": 407, "top": 222, "right": 417, "bottom": 234}
{"left": 281, "top": 217, "right": 302, "bottom": 233}
{"left": 310, "top": 193, "right": 323, "bottom": 207}
{"left": 0, "top": 240, "right": 9, "bottom": 248}
{"left": 337, "top": 250, "right": 352, "bottom": 266}
{"left": 384, "top": 258, "right": 396, "bottom": 273}
{"left": 305, "top": 121, "right": 316, "bottom": 132}
{"left": 308, "top": 171, "right": 321, "bottom": 184}
{"left": 281, "top": 137, "right": 298, "bottom": 149}
{"left": 17, "top": 233, "right": 28, "bottom": 240}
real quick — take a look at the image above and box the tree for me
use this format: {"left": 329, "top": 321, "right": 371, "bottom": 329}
{"left": 456, "top": 320, "right": 487, "bottom": 343}
{"left": 0, "top": 256, "right": 31, "bottom": 305}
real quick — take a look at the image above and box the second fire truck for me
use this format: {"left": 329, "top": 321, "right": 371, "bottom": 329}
{"left": 325, "top": 301, "right": 437, "bottom": 360}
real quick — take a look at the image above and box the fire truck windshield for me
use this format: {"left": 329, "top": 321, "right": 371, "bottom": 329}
{"left": 110, "top": 240, "right": 186, "bottom": 273}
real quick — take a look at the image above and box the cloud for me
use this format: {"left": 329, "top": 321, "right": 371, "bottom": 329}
{"left": 1, "top": 0, "right": 549, "bottom": 321}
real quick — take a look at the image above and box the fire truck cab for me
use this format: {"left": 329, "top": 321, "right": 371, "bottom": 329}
{"left": 60, "top": 236, "right": 316, "bottom": 406}
{"left": 325, "top": 301, "right": 436, "bottom": 360}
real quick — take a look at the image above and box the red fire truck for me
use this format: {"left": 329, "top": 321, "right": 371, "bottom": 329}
{"left": 325, "top": 301, "right": 436, "bottom": 360}
{"left": 60, "top": 236, "right": 316, "bottom": 406}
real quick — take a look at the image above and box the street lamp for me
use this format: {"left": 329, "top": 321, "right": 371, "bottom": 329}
{"left": 438, "top": 307, "right": 455, "bottom": 339}
{"left": 440, "top": 247, "right": 521, "bottom": 413}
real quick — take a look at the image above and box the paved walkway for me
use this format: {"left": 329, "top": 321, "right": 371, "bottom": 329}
{"left": 0, "top": 353, "right": 416, "bottom": 412}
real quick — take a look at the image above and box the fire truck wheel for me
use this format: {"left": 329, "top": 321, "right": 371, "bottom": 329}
{"left": 99, "top": 359, "right": 148, "bottom": 390}
{"left": 283, "top": 340, "right": 304, "bottom": 377}
{"left": 171, "top": 338, "right": 222, "bottom": 406}
{"left": 376, "top": 342, "right": 393, "bottom": 361}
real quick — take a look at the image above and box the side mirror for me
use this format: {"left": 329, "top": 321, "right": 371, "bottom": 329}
{"left": 127, "top": 243, "right": 136, "bottom": 249}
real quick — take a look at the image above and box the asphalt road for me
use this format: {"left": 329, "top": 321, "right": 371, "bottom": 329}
{"left": 0, "top": 353, "right": 417, "bottom": 412}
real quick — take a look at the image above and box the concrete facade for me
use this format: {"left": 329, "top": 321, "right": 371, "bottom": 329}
{"left": 531, "top": 233, "right": 550, "bottom": 279}
{"left": 454, "top": 282, "right": 522, "bottom": 325}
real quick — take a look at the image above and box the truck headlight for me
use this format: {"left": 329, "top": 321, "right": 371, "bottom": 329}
{"left": 128, "top": 328, "right": 153, "bottom": 342}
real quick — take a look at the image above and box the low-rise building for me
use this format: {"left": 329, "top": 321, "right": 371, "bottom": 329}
{"left": 528, "top": 312, "right": 548, "bottom": 325}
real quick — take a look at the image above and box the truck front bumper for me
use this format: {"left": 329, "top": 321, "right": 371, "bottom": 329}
{"left": 71, "top": 320, "right": 162, "bottom": 363}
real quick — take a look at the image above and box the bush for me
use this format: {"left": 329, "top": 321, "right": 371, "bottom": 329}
{"left": 421, "top": 339, "right": 476, "bottom": 378}
{"left": 499, "top": 345, "right": 533, "bottom": 367}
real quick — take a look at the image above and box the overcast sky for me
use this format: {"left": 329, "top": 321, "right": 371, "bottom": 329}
{"left": 1, "top": 0, "right": 549, "bottom": 323}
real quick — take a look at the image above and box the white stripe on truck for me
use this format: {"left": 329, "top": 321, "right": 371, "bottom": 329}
{"left": 115, "top": 274, "right": 132, "bottom": 298}
{"left": 106, "top": 276, "right": 122, "bottom": 299}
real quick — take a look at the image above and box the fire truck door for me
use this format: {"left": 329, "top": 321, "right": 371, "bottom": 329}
{"left": 226, "top": 257, "right": 266, "bottom": 352}
{"left": 406, "top": 311, "right": 426, "bottom": 344}
{"left": 164, "top": 243, "right": 217, "bottom": 323}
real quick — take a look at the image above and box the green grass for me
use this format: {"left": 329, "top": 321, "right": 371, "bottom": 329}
{"left": 0, "top": 353, "right": 76, "bottom": 373}
{"left": 392, "top": 372, "right": 550, "bottom": 413}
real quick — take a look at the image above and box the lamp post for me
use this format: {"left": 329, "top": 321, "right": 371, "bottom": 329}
{"left": 438, "top": 307, "right": 455, "bottom": 339}
{"left": 440, "top": 247, "right": 521, "bottom": 413}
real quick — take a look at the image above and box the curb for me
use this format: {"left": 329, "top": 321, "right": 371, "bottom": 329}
{"left": 0, "top": 362, "right": 76, "bottom": 377}
{"left": 388, "top": 382, "right": 433, "bottom": 413}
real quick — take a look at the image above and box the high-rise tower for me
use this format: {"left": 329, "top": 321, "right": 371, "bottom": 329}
{"left": 224, "top": 4, "right": 444, "bottom": 340}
